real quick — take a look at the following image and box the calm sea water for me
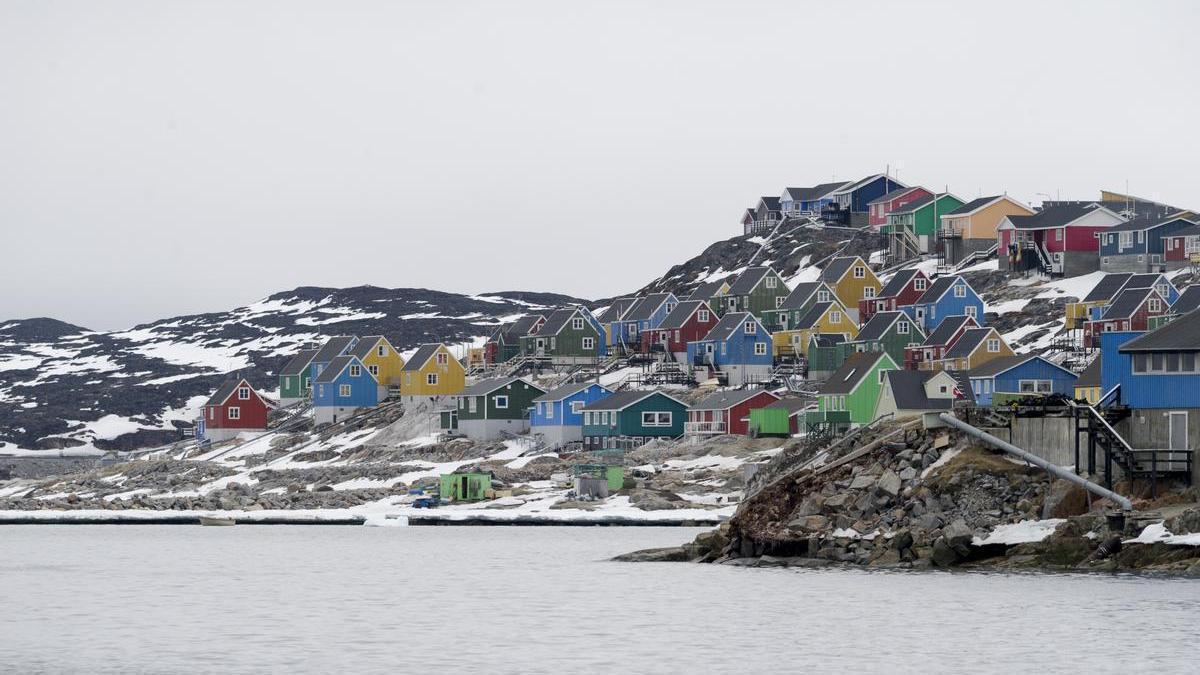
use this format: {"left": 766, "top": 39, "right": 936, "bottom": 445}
{"left": 1, "top": 525, "right": 1198, "bottom": 674}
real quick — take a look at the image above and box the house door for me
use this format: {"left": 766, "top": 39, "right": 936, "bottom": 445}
{"left": 914, "top": 308, "right": 925, "bottom": 325}
{"left": 1169, "top": 412, "right": 1188, "bottom": 450}
{"left": 461, "top": 475, "right": 470, "bottom": 499}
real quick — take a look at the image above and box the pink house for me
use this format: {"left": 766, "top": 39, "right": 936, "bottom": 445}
{"left": 867, "top": 186, "right": 932, "bottom": 231}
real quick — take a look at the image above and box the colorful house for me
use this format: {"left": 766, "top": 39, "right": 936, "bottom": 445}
{"left": 278, "top": 348, "right": 319, "bottom": 406}
{"left": 348, "top": 335, "right": 405, "bottom": 399}
{"left": 485, "top": 314, "right": 545, "bottom": 364}
{"left": 883, "top": 193, "right": 965, "bottom": 259}
{"left": 613, "top": 294, "right": 677, "bottom": 353}
{"left": 313, "top": 354, "right": 380, "bottom": 425}
{"left": 748, "top": 397, "right": 809, "bottom": 437}
{"left": 867, "top": 186, "right": 932, "bottom": 231}
{"left": 875, "top": 369, "right": 964, "bottom": 426}
{"left": 399, "top": 343, "right": 466, "bottom": 403}
{"left": 1099, "top": 214, "right": 1198, "bottom": 274}
{"left": 308, "top": 335, "right": 357, "bottom": 384}
{"left": 455, "top": 377, "right": 545, "bottom": 441}
{"left": 687, "top": 279, "right": 732, "bottom": 311}
{"left": 773, "top": 300, "right": 857, "bottom": 359}
{"left": 999, "top": 204, "right": 1124, "bottom": 276}
{"left": 596, "top": 298, "right": 638, "bottom": 348}
{"left": 1082, "top": 287, "right": 1170, "bottom": 348}
{"left": 847, "top": 311, "right": 926, "bottom": 365}
{"left": 966, "top": 355, "right": 1078, "bottom": 407}
{"left": 1074, "top": 359, "right": 1102, "bottom": 404}
{"left": 820, "top": 256, "right": 881, "bottom": 312}
{"left": 522, "top": 307, "right": 606, "bottom": 363}
{"left": 686, "top": 312, "right": 773, "bottom": 386}
{"left": 744, "top": 196, "right": 783, "bottom": 235}
{"left": 779, "top": 182, "right": 848, "bottom": 218}
{"left": 941, "top": 195, "right": 1035, "bottom": 268}
{"left": 937, "top": 327, "right": 1014, "bottom": 372}
{"left": 762, "top": 281, "right": 836, "bottom": 332}
{"left": 581, "top": 390, "right": 688, "bottom": 450}
{"left": 200, "top": 378, "right": 274, "bottom": 443}
{"left": 805, "top": 333, "right": 853, "bottom": 380}
{"left": 904, "top": 314, "right": 978, "bottom": 370}
{"left": 440, "top": 471, "right": 492, "bottom": 502}
{"left": 823, "top": 174, "right": 908, "bottom": 227}
{"left": 1161, "top": 224, "right": 1200, "bottom": 270}
{"left": 901, "top": 275, "right": 985, "bottom": 334}
{"left": 647, "top": 300, "right": 718, "bottom": 361}
{"left": 685, "top": 389, "right": 780, "bottom": 437}
{"left": 1065, "top": 273, "right": 1136, "bottom": 330}
{"left": 531, "top": 382, "right": 613, "bottom": 448}
{"left": 720, "top": 267, "right": 789, "bottom": 319}
{"left": 806, "top": 351, "right": 897, "bottom": 434}
{"left": 859, "top": 268, "right": 929, "bottom": 324}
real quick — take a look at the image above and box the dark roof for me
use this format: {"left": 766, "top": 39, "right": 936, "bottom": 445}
{"left": 965, "top": 354, "right": 1035, "bottom": 378}
{"left": 947, "top": 370, "right": 975, "bottom": 405}
{"left": 280, "top": 349, "right": 319, "bottom": 376}
{"left": 1172, "top": 286, "right": 1200, "bottom": 315}
{"left": 1122, "top": 273, "right": 1169, "bottom": 291}
{"left": 877, "top": 269, "right": 919, "bottom": 298}
{"left": 765, "top": 397, "right": 810, "bottom": 415}
{"left": 349, "top": 336, "right": 388, "bottom": 359}
{"left": 943, "top": 328, "right": 994, "bottom": 359}
{"left": 793, "top": 302, "right": 836, "bottom": 330}
{"left": 854, "top": 311, "right": 908, "bottom": 343}
{"left": 821, "top": 352, "right": 890, "bottom": 395}
{"left": 1081, "top": 273, "right": 1133, "bottom": 303}
{"left": 1005, "top": 204, "right": 1098, "bottom": 230}
{"left": 820, "top": 257, "right": 859, "bottom": 283}
{"left": 887, "top": 193, "right": 940, "bottom": 216}
{"left": 204, "top": 380, "right": 243, "bottom": 407}
{"left": 461, "top": 377, "right": 542, "bottom": 397}
{"left": 1106, "top": 215, "right": 1195, "bottom": 234}
{"left": 868, "top": 186, "right": 923, "bottom": 206}
{"left": 687, "top": 280, "right": 729, "bottom": 302}
{"left": 499, "top": 315, "right": 545, "bottom": 341}
{"left": 944, "top": 196, "right": 1003, "bottom": 216}
{"left": 727, "top": 267, "right": 774, "bottom": 295}
{"left": 535, "top": 308, "right": 579, "bottom": 336}
{"left": 315, "top": 355, "right": 356, "bottom": 384}
{"left": 623, "top": 294, "right": 675, "bottom": 322}
{"left": 833, "top": 174, "right": 903, "bottom": 195}
{"left": 581, "top": 390, "right": 684, "bottom": 412}
{"left": 783, "top": 182, "right": 848, "bottom": 202}
{"left": 778, "top": 282, "right": 825, "bottom": 310}
{"left": 922, "top": 315, "right": 975, "bottom": 346}
{"left": 690, "top": 389, "right": 777, "bottom": 411}
{"left": 1165, "top": 224, "right": 1200, "bottom": 239}
{"left": 658, "top": 300, "right": 707, "bottom": 330}
{"left": 758, "top": 196, "right": 782, "bottom": 210}
{"left": 1119, "top": 309, "right": 1200, "bottom": 352}
{"left": 535, "top": 381, "right": 608, "bottom": 402}
{"left": 1102, "top": 288, "right": 1155, "bottom": 320}
{"left": 885, "top": 370, "right": 953, "bottom": 411}
{"left": 596, "top": 298, "right": 638, "bottom": 324}
{"left": 698, "top": 312, "right": 757, "bottom": 342}
{"left": 401, "top": 344, "right": 442, "bottom": 371}
{"left": 1075, "top": 359, "right": 1101, "bottom": 387}
{"left": 809, "top": 333, "right": 847, "bottom": 349}
{"left": 913, "top": 276, "right": 959, "bottom": 305}
{"left": 311, "top": 336, "right": 355, "bottom": 364}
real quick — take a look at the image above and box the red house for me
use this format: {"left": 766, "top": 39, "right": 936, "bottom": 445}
{"left": 997, "top": 204, "right": 1124, "bottom": 276}
{"left": 903, "top": 314, "right": 977, "bottom": 370}
{"left": 1082, "top": 287, "right": 1169, "bottom": 348}
{"left": 1162, "top": 224, "right": 1200, "bottom": 268}
{"left": 686, "top": 389, "right": 781, "bottom": 436}
{"left": 867, "top": 186, "right": 932, "bottom": 231}
{"left": 859, "top": 268, "right": 930, "bottom": 323}
{"left": 643, "top": 300, "right": 718, "bottom": 357}
{"left": 201, "top": 378, "right": 274, "bottom": 442}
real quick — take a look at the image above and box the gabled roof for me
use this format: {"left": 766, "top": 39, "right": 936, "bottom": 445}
{"left": 690, "top": 389, "right": 779, "bottom": 412}
{"left": 1172, "top": 286, "right": 1200, "bottom": 315}
{"left": 315, "top": 355, "right": 364, "bottom": 384}
{"left": 658, "top": 300, "right": 709, "bottom": 330}
{"left": 1004, "top": 204, "right": 1107, "bottom": 230}
{"left": 757, "top": 196, "right": 782, "bottom": 211}
{"left": 401, "top": 344, "right": 444, "bottom": 371}
{"left": 778, "top": 282, "right": 826, "bottom": 310}
{"left": 1165, "top": 224, "right": 1200, "bottom": 239}
{"left": 311, "top": 336, "right": 355, "bottom": 364}
{"left": 623, "top": 294, "right": 675, "bottom": 322}
{"left": 349, "top": 335, "right": 392, "bottom": 360}
{"left": 535, "top": 308, "right": 584, "bottom": 336}
{"left": 966, "top": 354, "right": 1074, "bottom": 379}
{"left": 1119, "top": 309, "right": 1200, "bottom": 352}
{"left": 884, "top": 370, "right": 953, "bottom": 411}
{"left": 832, "top": 174, "right": 905, "bottom": 196}
{"left": 688, "top": 280, "right": 729, "bottom": 302}
{"left": 913, "top": 275, "right": 972, "bottom": 306}
{"left": 868, "top": 186, "right": 924, "bottom": 206}
{"left": 205, "top": 379, "right": 256, "bottom": 407}
{"left": 461, "top": 376, "right": 543, "bottom": 397}
{"left": 765, "top": 397, "right": 810, "bottom": 415}
{"left": 821, "top": 351, "right": 891, "bottom": 395}
{"left": 793, "top": 302, "right": 837, "bottom": 331}
{"left": 782, "top": 182, "right": 849, "bottom": 202}
{"left": 853, "top": 311, "right": 910, "bottom": 343}
{"left": 498, "top": 315, "right": 545, "bottom": 341}
{"left": 820, "top": 256, "right": 862, "bottom": 283}
{"left": 809, "top": 333, "right": 847, "bottom": 349}
{"left": 1122, "top": 273, "right": 1171, "bottom": 292}
{"left": 280, "top": 349, "right": 319, "bottom": 376}
{"left": 922, "top": 315, "right": 976, "bottom": 346}
{"left": 1102, "top": 287, "right": 1156, "bottom": 320}
{"left": 888, "top": 193, "right": 961, "bottom": 217}
{"left": 726, "top": 267, "right": 776, "bottom": 296}
{"left": 877, "top": 269, "right": 921, "bottom": 298}
{"left": 1075, "top": 358, "right": 1102, "bottom": 387}
{"left": 1106, "top": 214, "right": 1195, "bottom": 234}
{"left": 943, "top": 328, "right": 996, "bottom": 359}
{"left": 697, "top": 312, "right": 761, "bottom": 342}
{"left": 535, "top": 381, "right": 609, "bottom": 403}
{"left": 1081, "top": 273, "right": 1134, "bottom": 303}
{"left": 944, "top": 195, "right": 1004, "bottom": 217}
{"left": 581, "top": 389, "right": 687, "bottom": 412}
{"left": 596, "top": 298, "right": 638, "bottom": 324}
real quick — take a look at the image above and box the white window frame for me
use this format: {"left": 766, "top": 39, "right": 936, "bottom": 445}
{"left": 495, "top": 395, "right": 509, "bottom": 409}
{"left": 426, "top": 373, "right": 438, "bottom": 386}
{"left": 754, "top": 342, "right": 767, "bottom": 355}
{"left": 986, "top": 338, "right": 1000, "bottom": 353}
{"left": 830, "top": 311, "right": 842, "bottom": 324}
{"left": 582, "top": 337, "right": 595, "bottom": 350}
{"left": 854, "top": 266, "right": 865, "bottom": 278}
{"left": 237, "top": 386, "right": 250, "bottom": 400}
{"left": 914, "top": 278, "right": 927, "bottom": 291}
{"left": 954, "top": 284, "right": 966, "bottom": 298}
{"left": 744, "top": 321, "right": 757, "bottom": 335}
{"left": 698, "top": 309, "right": 710, "bottom": 322}
{"left": 368, "top": 364, "right": 379, "bottom": 376}
{"left": 863, "top": 286, "right": 876, "bottom": 299}
{"left": 572, "top": 317, "right": 584, "bottom": 331}
{"left": 817, "top": 290, "right": 830, "bottom": 302}
{"left": 377, "top": 345, "right": 386, "bottom": 357}
{"left": 338, "top": 384, "right": 351, "bottom": 397}
{"left": 897, "top": 321, "right": 909, "bottom": 335}
{"left": 570, "top": 400, "right": 584, "bottom": 415}
{"left": 349, "top": 364, "right": 361, "bottom": 377}
{"left": 765, "top": 276, "right": 778, "bottom": 289}
{"left": 775, "top": 296, "right": 785, "bottom": 308}
{"left": 228, "top": 406, "right": 240, "bottom": 420}
{"left": 435, "top": 352, "right": 448, "bottom": 365}
{"left": 642, "top": 411, "right": 672, "bottom": 427}
{"left": 965, "top": 306, "right": 977, "bottom": 319}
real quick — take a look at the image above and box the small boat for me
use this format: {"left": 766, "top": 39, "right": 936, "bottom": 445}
{"left": 199, "top": 516, "right": 237, "bottom": 527}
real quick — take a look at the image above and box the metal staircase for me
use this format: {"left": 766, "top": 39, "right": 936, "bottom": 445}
{"left": 1072, "top": 399, "right": 1193, "bottom": 497}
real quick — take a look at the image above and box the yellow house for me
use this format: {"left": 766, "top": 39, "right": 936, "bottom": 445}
{"left": 772, "top": 300, "right": 858, "bottom": 358}
{"left": 399, "top": 343, "right": 466, "bottom": 400}
{"left": 937, "top": 327, "right": 1014, "bottom": 371}
{"left": 819, "top": 256, "right": 881, "bottom": 310}
{"left": 350, "top": 336, "right": 405, "bottom": 394}
{"left": 939, "top": 195, "right": 1035, "bottom": 243}
{"left": 1073, "top": 359, "right": 1101, "bottom": 403}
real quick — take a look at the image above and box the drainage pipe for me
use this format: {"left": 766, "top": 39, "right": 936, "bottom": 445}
{"left": 938, "top": 413, "right": 1133, "bottom": 512}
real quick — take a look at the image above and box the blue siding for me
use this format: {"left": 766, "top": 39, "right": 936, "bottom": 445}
{"left": 969, "top": 357, "right": 1075, "bottom": 406}
{"left": 686, "top": 317, "right": 773, "bottom": 367}
{"left": 799, "top": 196, "right": 837, "bottom": 212}
{"left": 531, "top": 384, "right": 612, "bottom": 428}
{"left": 313, "top": 357, "right": 380, "bottom": 409}
{"left": 1100, "top": 220, "right": 1196, "bottom": 258}
{"left": 581, "top": 309, "right": 609, "bottom": 356}
{"left": 616, "top": 294, "right": 678, "bottom": 346}
{"left": 845, "top": 176, "right": 907, "bottom": 213}
{"left": 902, "top": 279, "right": 985, "bottom": 334}
{"left": 1101, "top": 331, "right": 1200, "bottom": 409}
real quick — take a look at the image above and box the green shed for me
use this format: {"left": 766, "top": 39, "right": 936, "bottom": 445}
{"left": 748, "top": 397, "right": 808, "bottom": 437}
{"left": 572, "top": 463, "right": 624, "bottom": 491}
{"left": 440, "top": 472, "right": 492, "bottom": 502}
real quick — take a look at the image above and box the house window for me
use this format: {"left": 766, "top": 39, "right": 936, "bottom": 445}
{"left": 775, "top": 296, "right": 785, "bottom": 308}
{"left": 863, "top": 287, "right": 876, "bottom": 299}
{"left": 495, "top": 395, "right": 509, "bottom": 409}
{"left": 830, "top": 311, "right": 842, "bottom": 324}
{"left": 228, "top": 407, "right": 240, "bottom": 420}
{"left": 339, "top": 385, "right": 351, "bottom": 397}
{"left": 436, "top": 352, "right": 448, "bottom": 365}
{"left": 728, "top": 298, "right": 737, "bottom": 310}
{"left": 426, "top": 373, "right": 438, "bottom": 386}
{"left": 208, "top": 407, "right": 214, "bottom": 420}
{"left": 642, "top": 411, "right": 672, "bottom": 427}
{"left": 698, "top": 310, "right": 710, "bottom": 322}
{"left": 1137, "top": 255, "right": 1144, "bottom": 263}
{"left": 744, "top": 321, "right": 757, "bottom": 334}
{"left": 817, "top": 290, "right": 830, "bottom": 302}
{"left": 1149, "top": 298, "right": 1162, "bottom": 313}
{"left": 237, "top": 387, "right": 250, "bottom": 400}
{"left": 965, "top": 306, "right": 977, "bottom": 319}
{"left": 1103, "top": 257, "right": 1109, "bottom": 265}
{"left": 1120, "top": 232, "right": 1132, "bottom": 248}
{"left": 765, "top": 276, "right": 777, "bottom": 289}
{"left": 854, "top": 266, "right": 865, "bottom": 278}
{"left": 754, "top": 342, "right": 767, "bottom": 355}
{"left": 1055, "top": 229, "right": 1062, "bottom": 241}
{"left": 915, "top": 278, "right": 927, "bottom": 291}
{"left": 1019, "top": 380, "right": 1053, "bottom": 394}
{"left": 368, "top": 365, "right": 379, "bottom": 376}
{"left": 571, "top": 401, "right": 584, "bottom": 414}
{"left": 350, "top": 365, "right": 361, "bottom": 377}
{"left": 660, "top": 331, "right": 670, "bottom": 343}
{"left": 318, "top": 385, "right": 325, "bottom": 397}
{"left": 572, "top": 317, "right": 584, "bottom": 330}
{"left": 986, "top": 338, "right": 1000, "bottom": 352}
{"left": 583, "top": 337, "right": 595, "bottom": 350}
{"left": 377, "top": 345, "right": 386, "bottom": 357}
{"left": 897, "top": 321, "right": 909, "bottom": 334}
{"left": 468, "top": 397, "right": 478, "bottom": 413}
{"left": 954, "top": 284, "right": 966, "bottom": 298}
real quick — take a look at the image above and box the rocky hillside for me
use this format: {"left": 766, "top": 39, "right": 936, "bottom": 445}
{"left": 0, "top": 287, "right": 583, "bottom": 452}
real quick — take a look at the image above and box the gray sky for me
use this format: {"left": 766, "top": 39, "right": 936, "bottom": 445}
{"left": 3, "top": 0, "right": 1198, "bottom": 330}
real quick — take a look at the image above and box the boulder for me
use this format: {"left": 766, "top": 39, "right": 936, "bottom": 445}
{"left": 1165, "top": 508, "right": 1200, "bottom": 535}
{"left": 942, "top": 518, "right": 974, "bottom": 557}
{"left": 930, "top": 537, "right": 961, "bottom": 567}
{"left": 794, "top": 495, "right": 824, "bottom": 517}
{"left": 1041, "top": 479, "right": 1090, "bottom": 519}
{"left": 823, "top": 493, "right": 851, "bottom": 509}
{"left": 848, "top": 475, "right": 876, "bottom": 490}
{"left": 788, "top": 515, "right": 830, "bottom": 533}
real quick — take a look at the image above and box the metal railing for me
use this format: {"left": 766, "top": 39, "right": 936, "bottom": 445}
{"left": 684, "top": 421, "right": 727, "bottom": 435}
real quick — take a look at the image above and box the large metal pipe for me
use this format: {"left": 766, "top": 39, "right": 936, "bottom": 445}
{"left": 938, "top": 413, "right": 1133, "bottom": 512}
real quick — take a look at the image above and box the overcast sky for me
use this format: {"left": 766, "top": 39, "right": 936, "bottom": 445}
{"left": 3, "top": 0, "right": 1198, "bottom": 330}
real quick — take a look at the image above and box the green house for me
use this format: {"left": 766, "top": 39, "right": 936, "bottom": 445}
{"left": 719, "top": 266, "right": 790, "bottom": 320}
{"left": 761, "top": 281, "right": 837, "bottom": 332}
{"left": 278, "top": 348, "right": 319, "bottom": 404}
{"left": 748, "top": 397, "right": 808, "bottom": 437}
{"left": 440, "top": 472, "right": 491, "bottom": 502}
{"left": 846, "top": 311, "right": 925, "bottom": 365}
{"left": 580, "top": 390, "right": 688, "bottom": 450}
{"left": 806, "top": 334, "right": 854, "bottom": 379}
{"left": 806, "top": 351, "right": 897, "bottom": 434}
{"left": 884, "top": 193, "right": 966, "bottom": 252}
{"left": 456, "top": 376, "right": 546, "bottom": 441}
{"left": 521, "top": 307, "right": 603, "bottom": 365}
{"left": 489, "top": 314, "right": 545, "bottom": 363}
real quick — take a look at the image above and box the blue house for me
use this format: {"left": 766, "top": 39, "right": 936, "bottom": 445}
{"left": 312, "top": 354, "right": 380, "bottom": 425}
{"left": 780, "top": 182, "right": 848, "bottom": 217}
{"left": 613, "top": 292, "right": 677, "bottom": 353}
{"left": 1085, "top": 273, "right": 1181, "bottom": 323}
{"left": 901, "top": 275, "right": 985, "bottom": 334}
{"left": 531, "top": 382, "right": 613, "bottom": 448}
{"left": 686, "top": 311, "right": 773, "bottom": 386}
{"left": 824, "top": 174, "right": 908, "bottom": 226}
{"left": 966, "top": 354, "right": 1077, "bottom": 406}
{"left": 1098, "top": 215, "right": 1197, "bottom": 274}
{"left": 308, "top": 335, "right": 358, "bottom": 383}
